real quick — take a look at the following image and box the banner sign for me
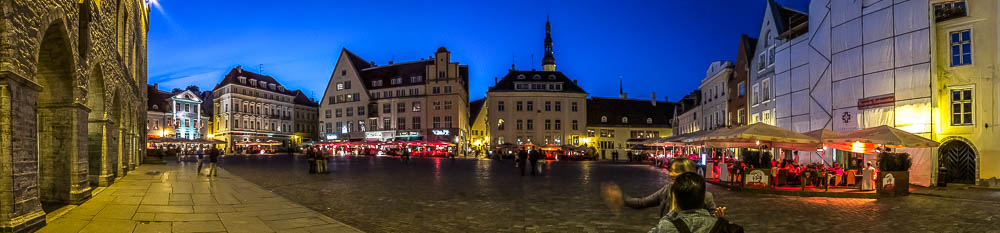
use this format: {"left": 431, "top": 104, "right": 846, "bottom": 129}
{"left": 744, "top": 169, "right": 770, "bottom": 189}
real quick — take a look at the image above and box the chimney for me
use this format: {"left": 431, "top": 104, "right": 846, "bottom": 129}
{"left": 153, "top": 83, "right": 158, "bottom": 90}
{"left": 388, "top": 60, "right": 394, "bottom": 65}
{"left": 573, "top": 80, "right": 578, "bottom": 84}
{"left": 664, "top": 96, "right": 669, "bottom": 102}
{"left": 236, "top": 65, "right": 242, "bottom": 73}
{"left": 370, "top": 61, "right": 376, "bottom": 66}
{"left": 511, "top": 64, "right": 515, "bottom": 71}
{"left": 494, "top": 77, "right": 498, "bottom": 85}
{"left": 651, "top": 92, "right": 656, "bottom": 106}
{"left": 621, "top": 93, "right": 628, "bottom": 99}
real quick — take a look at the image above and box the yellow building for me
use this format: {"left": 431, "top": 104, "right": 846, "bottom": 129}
{"left": 469, "top": 99, "right": 489, "bottom": 153}
{"left": 931, "top": 0, "right": 1000, "bottom": 185}
{"left": 584, "top": 97, "right": 678, "bottom": 160}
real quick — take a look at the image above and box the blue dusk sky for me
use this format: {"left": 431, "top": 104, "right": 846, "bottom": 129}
{"left": 148, "top": 0, "right": 809, "bottom": 101}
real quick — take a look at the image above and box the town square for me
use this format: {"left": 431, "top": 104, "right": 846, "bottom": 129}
{"left": 1, "top": 0, "right": 999, "bottom": 232}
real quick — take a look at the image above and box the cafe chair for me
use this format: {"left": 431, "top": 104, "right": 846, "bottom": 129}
{"left": 846, "top": 170, "right": 856, "bottom": 186}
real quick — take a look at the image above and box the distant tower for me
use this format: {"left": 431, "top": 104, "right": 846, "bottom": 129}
{"left": 542, "top": 17, "right": 556, "bottom": 72}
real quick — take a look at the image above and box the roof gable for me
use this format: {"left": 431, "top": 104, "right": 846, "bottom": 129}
{"left": 488, "top": 70, "right": 586, "bottom": 94}
{"left": 171, "top": 90, "right": 202, "bottom": 103}
{"left": 586, "top": 97, "right": 678, "bottom": 127}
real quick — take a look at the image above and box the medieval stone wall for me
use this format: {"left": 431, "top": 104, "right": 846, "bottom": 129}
{"left": 0, "top": 0, "right": 148, "bottom": 232}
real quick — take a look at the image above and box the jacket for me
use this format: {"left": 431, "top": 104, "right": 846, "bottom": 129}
{"left": 624, "top": 183, "right": 716, "bottom": 217}
{"left": 648, "top": 209, "right": 718, "bottom": 233}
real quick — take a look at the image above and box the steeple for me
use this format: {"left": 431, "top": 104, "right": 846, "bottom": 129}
{"left": 542, "top": 16, "right": 556, "bottom": 71}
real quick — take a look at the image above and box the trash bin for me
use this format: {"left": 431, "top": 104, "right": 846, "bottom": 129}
{"left": 938, "top": 166, "right": 948, "bottom": 187}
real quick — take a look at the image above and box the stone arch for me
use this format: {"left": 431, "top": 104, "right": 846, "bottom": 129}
{"left": 35, "top": 17, "right": 84, "bottom": 206}
{"left": 85, "top": 64, "right": 112, "bottom": 186}
{"left": 109, "top": 90, "right": 124, "bottom": 178}
{"left": 938, "top": 136, "right": 979, "bottom": 184}
{"left": 78, "top": 0, "right": 95, "bottom": 62}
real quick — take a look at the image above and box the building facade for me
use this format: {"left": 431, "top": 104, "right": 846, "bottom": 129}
{"left": 728, "top": 35, "right": 756, "bottom": 127}
{"left": 319, "top": 48, "right": 469, "bottom": 147}
{"left": 929, "top": 0, "right": 999, "bottom": 185}
{"left": 586, "top": 97, "right": 677, "bottom": 159}
{"left": 672, "top": 91, "right": 703, "bottom": 135}
{"left": 292, "top": 90, "right": 320, "bottom": 144}
{"left": 0, "top": 1, "right": 149, "bottom": 231}
{"left": 147, "top": 85, "right": 210, "bottom": 140}
{"left": 211, "top": 66, "right": 297, "bottom": 152}
{"left": 486, "top": 20, "right": 588, "bottom": 147}
{"left": 469, "top": 99, "right": 489, "bottom": 152}
{"left": 699, "top": 61, "right": 733, "bottom": 131}
{"left": 748, "top": 0, "right": 807, "bottom": 126}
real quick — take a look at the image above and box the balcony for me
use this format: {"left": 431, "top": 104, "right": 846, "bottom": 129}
{"left": 934, "top": 3, "right": 967, "bottom": 22}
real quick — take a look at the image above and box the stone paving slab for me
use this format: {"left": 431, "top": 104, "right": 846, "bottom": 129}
{"left": 38, "top": 163, "right": 363, "bottom": 233}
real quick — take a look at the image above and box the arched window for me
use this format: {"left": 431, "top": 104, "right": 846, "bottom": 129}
{"left": 517, "top": 74, "right": 526, "bottom": 80}
{"left": 622, "top": 117, "right": 628, "bottom": 123}
{"left": 548, "top": 75, "right": 556, "bottom": 80}
{"left": 646, "top": 118, "right": 653, "bottom": 124}
{"left": 532, "top": 74, "right": 541, "bottom": 80}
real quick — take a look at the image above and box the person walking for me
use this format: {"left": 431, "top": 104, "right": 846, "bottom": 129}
{"left": 317, "top": 148, "right": 329, "bottom": 174}
{"left": 517, "top": 149, "right": 528, "bottom": 176}
{"left": 612, "top": 150, "right": 619, "bottom": 163}
{"left": 529, "top": 148, "right": 539, "bottom": 176}
{"left": 196, "top": 146, "right": 205, "bottom": 175}
{"left": 207, "top": 147, "right": 220, "bottom": 176}
{"left": 307, "top": 147, "right": 317, "bottom": 174}
{"left": 400, "top": 147, "right": 410, "bottom": 165}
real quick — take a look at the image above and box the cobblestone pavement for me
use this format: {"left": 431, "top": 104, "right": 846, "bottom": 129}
{"left": 219, "top": 154, "right": 1000, "bottom": 233}
{"left": 39, "top": 162, "right": 362, "bottom": 233}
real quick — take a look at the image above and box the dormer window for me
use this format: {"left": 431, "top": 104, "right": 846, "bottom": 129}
{"left": 238, "top": 76, "right": 246, "bottom": 84}
{"left": 601, "top": 116, "right": 607, "bottom": 123}
{"left": 260, "top": 81, "right": 267, "bottom": 87}
{"left": 517, "top": 74, "right": 526, "bottom": 80}
{"left": 532, "top": 74, "right": 541, "bottom": 80}
{"left": 548, "top": 75, "right": 556, "bottom": 80}
{"left": 269, "top": 84, "right": 276, "bottom": 90}
{"left": 278, "top": 86, "right": 285, "bottom": 92}
{"left": 391, "top": 78, "right": 402, "bottom": 85}
{"left": 372, "top": 80, "right": 383, "bottom": 87}
{"left": 647, "top": 118, "right": 653, "bottom": 124}
{"left": 249, "top": 79, "right": 257, "bottom": 86}
{"left": 152, "top": 105, "right": 159, "bottom": 110}
{"left": 622, "top": 117, "right": 628, "bottom": 124}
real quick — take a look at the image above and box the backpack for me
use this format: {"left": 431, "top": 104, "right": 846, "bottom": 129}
{"left": 669, "top": 218, "right": 744, "bottom": 233}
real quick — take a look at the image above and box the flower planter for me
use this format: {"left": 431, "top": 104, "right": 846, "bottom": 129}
{"left": 743, "top": 168, "right": 771, "bottom": 189}
{"left": 877, "top": 171, "right": 909, "bottom": 197}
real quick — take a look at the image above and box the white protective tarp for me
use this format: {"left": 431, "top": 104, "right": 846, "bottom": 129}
{"left": 897, "top": 147, "right": 933, "bottom": 187}
{"left": 860, "top": 106, "right": 894, "bottom": 129}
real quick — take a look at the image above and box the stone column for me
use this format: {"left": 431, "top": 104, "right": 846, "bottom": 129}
{"left": 87, "top": 119, "right": 113, "bottom": 186}
{"left": 0, "top": 78, "right": 47, "bottom": 232}
{"left": 69, "top": 100, "right": 93, "bottom": 204}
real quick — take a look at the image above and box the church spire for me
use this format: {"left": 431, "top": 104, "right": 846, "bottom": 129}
{"left": 542, "top": 17, "right": 556, "bottom": 71}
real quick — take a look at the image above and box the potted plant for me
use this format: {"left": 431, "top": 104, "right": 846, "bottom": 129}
{"left": 876, "top": 152, "right": 911, "bottom": 197}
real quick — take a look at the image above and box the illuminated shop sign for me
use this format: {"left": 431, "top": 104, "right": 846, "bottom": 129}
{"left": 432, "top": 129, "right": 450, "bottom": 136}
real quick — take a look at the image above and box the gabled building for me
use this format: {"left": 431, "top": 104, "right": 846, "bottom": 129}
{"left": 748, "top": 0, "right": 807, "bottom": 126}
{"left": 586, "top": 96, "right": 678, "bottom": 159}
{"left": 728, "top": 35, "right": 756, "bottom": 127}
{"left": 699, "top": 61, "right": 733, "bottom": 131}
{"left": 319, "top": 47, "right": 470, "bottom": 148}
{"left": 486, "top": 19, "right": 588, "bottom": 147}
{"left": 672, "top": 90, "right": 703, "bottom": 135}
{"left": 469, "top": 98, "right": 488, "bottom": 152}
{"left": 146, "top": 84, "right": 210, "bottom": 140}
{"left": 211, "top": 66, "right": 298, "bottom": 152}
{"left": 292, "top": 90, "right": 320, "bottom": 145}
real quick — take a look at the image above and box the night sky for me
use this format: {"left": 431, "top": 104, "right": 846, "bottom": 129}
{"left": 148, "top": 0, "right": 808, "bottom": 101}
